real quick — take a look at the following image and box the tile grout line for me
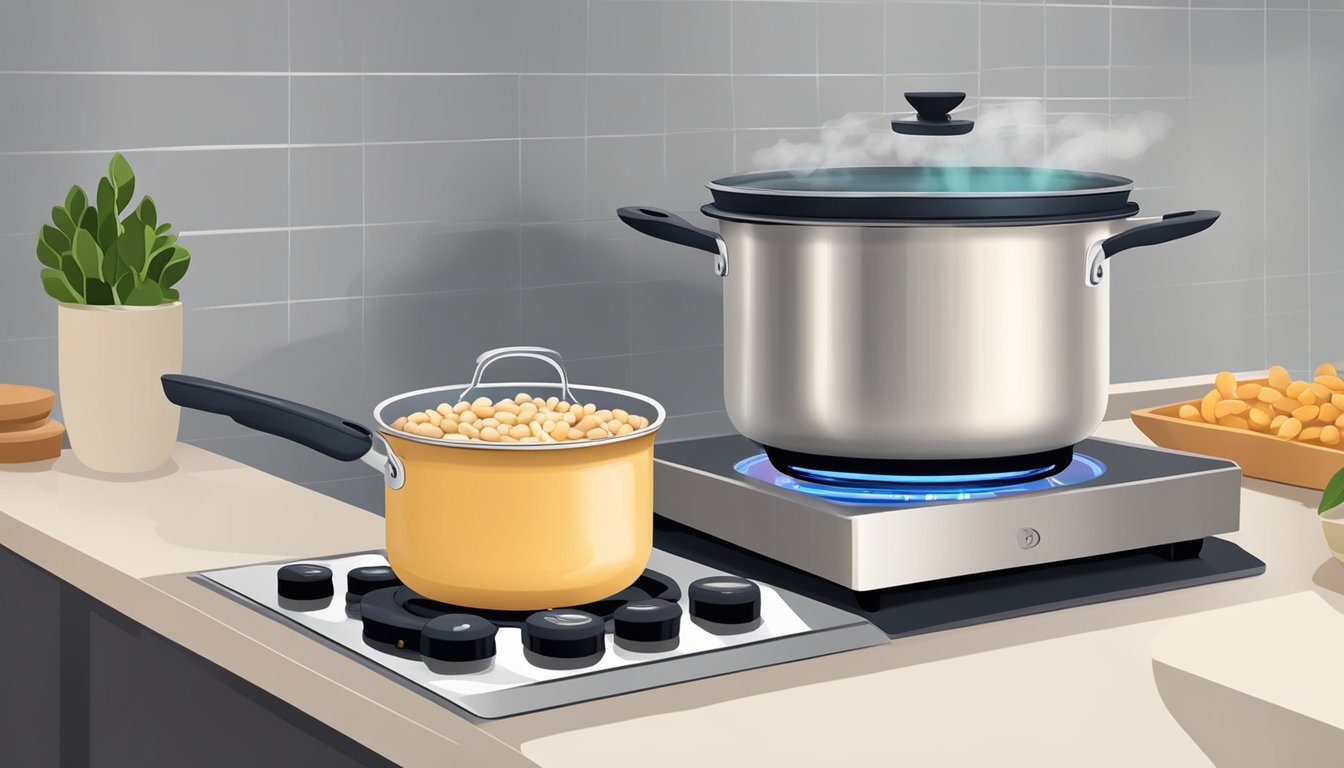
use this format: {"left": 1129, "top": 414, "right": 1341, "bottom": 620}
{"left": 286, "top": 0, "right": 293, "bottom": 344}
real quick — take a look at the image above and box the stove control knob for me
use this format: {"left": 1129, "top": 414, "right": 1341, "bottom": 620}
{"left": 346, "top": 565, "right": 402, "bottom": 598}
{"left": 277, "top": 564, "right": 334, "bottom": 601}
{"left": 523, "top": 610, "right": 606, "bottom": 659}
{"left": 420, "top": 614, "right": 497, "bottom": 662}
{"left": 614, "top": 599, "right": 683, "bottom": 644}
{"left": 689, "top": 576, "right": 761, "bottom": 626}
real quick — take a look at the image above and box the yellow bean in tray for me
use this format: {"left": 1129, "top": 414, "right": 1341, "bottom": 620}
{"left": 1179, "top": 364, "right": 1344, "bottom": 446}
{"left": 389, "top": 393, "right": 651, "bottom": 444}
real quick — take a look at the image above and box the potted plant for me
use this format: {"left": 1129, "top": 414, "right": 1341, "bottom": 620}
{"left": 35, "top": 153, "right": 191, "bottom": 473}
{"left": 1320, "top": 466, "right": 1344, "bottom": 563}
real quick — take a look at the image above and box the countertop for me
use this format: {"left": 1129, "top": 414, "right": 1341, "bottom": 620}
{"left": 1, "top": 373, "right": 1341, "bottom": 767}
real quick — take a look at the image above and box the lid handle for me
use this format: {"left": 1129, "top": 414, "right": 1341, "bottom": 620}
{"left": 458, "top": 346, "right": 577, "bottom": 404}
{"left": 892, "top": 92, "right": 975, "bottom": 136}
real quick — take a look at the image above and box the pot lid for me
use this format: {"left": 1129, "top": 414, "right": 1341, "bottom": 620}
{"left": 704, "top": 166, "right": 1136, "bottom": 223}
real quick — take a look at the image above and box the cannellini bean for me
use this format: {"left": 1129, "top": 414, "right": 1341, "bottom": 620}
{"left": 1269, "top": 365, "right": 1292, "bottom": 391}
{"left": 1309, "top": 382, "right": 1333, "bottom": 401}
{"left": 396, "top": 394, "right": 652, "bottom": 445}
{"left": 1323, "top": 425, "right": 1342, "bottom": 445}
{"left": 563, "top": 412, "right": 577, "bottom": 425}
{"left": 408, "top": 412, "right": 429, "bottom": 424}
{"left": 1322, "top": 404, "right": 1342, "bottom": 423}
{"left": 594, "top": 409, "right": 613, "bottom": 423}
{"left": 391, "top": 416, "right": 409, "bottom": 430}
{"left": 514, "top": 393, "right": 532, "bottom": 403}
{"left": 500, "top": 435, "right": 519, "bottom": 443}
{"left": 458, "top": 422, "right": 480, "bottom": 439}
{"left": 482, "top": 417, "right": 500, "bottom": 428}
{"left": 576, "top": 415, "right": 600, "bottom": 432}
{"left": 1278, "top": 417, "right": 1303, "bottom": 439}
{"left": 459, "top": 410, "right": 478, "bottom": 424}
{"left": 1293, "top": 405, "right": 1320, "bottom": 423}
{"left": 542, "top": 419, "right": 557, "bottom": 433}
{"left": 568, "top": 427, "right": 584, "bottom": 440}
{"left": 1214, "top": 400, "right": 1249, "bottom": 418}
{"left": 1199, "top": 391, "right": 1221, "bottom": 424}
{"left": 555, "top": 401, "right": 571, "bottom": 412}
{"left": 606, "top": 419, "right": 621, "bottom": 433}
{"left": 495, "top": 400, "right": 521, "bottom": 415}
{"left": 544, "top": 396, "right": 559, "bottom": 410}
{"left": 613, "top": 408, "right": 629, "bottom": 424}
{"left": 550, "top": 424, "right": 570, "bottom": 441}
{"left": 453, "top": 401, "right": 471, "bottom": 414}
{"left": 1248, "top": 408, "right": 1270, "bottom": 428}
{"left": 496, "top": 412, "right": 517, "bottom": 426}
{"left": 440, "top": 416, "right": 458, "bottom": 432}
{"left": 399, "top": 422, "right": 418, "bottom": 434}
{"left": 480, "top": 426, "right": 501, "bottom": 442}
{"left": 1317, "top": 375, "right": 1344, "bottom": 393}
{"left": 509, "top": 424, "right": 531, "bottom": 439}
{"left": 1317, "top": 363, "right": 1339, "bottom": 378}
{"left": 443, "top": 433, "right": 470, "bottom": 442}
{"left": 1218, "top": 415, "right": 1250, "bottom": 430}
{"left": 1273, "top": 397, "right": 1298, "bottom": 414}
{"left": 473, "top": 404, "right": 495, "bottom": 419}
{"left": 415, "top": 423, "right": 444, "bottom": 439}
{"left": 1338, "top": 413, "right": 1344, "bottom": 429}
{"left": 1215, "top": 371, "right": 1237, "bottom": 399}
{"left": 1235, "top": 382, "right": 1262, "bottom": 400}
{"left": 617, "top": 423, "right": 634, "bottom": 436}
{"left": 530, "top": 421, "right": 546, "bottom": 438}
{"left": 520, "top": 436, "right": 541, "bottom": 443}
{"left": 1335, "top": 393, "right": 1344, "bottom": 410}
{"left": 1178, "top": 404, "right": 1202, "bottom": 422}
{"left": 1257, "top": 386, "right": 1282, "bottom": 403}
{"left": 1298, "top": 389, "right": 1318, "bottom": 406}
{"left": 1287, "top": 380, "right": 1309, "bottom": 398}
{"left": 435, "top": 403, "right": 452, "bottom": 417}
{"left": 586, "top": 428, "right": 608, "bottom": 440}
{"left": 1271, "top": 414, "right": 1289, "bottom": 431}
{"left": 1301, "top": 426, "right": 1324, "bottom": 442}
{"left": 583, "top": 403, "right": 597, "bottom": 415}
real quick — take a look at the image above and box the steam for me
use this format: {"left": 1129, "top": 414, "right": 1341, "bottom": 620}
{"left": 750, "top": 101, "right": 1172, "bottom": 172}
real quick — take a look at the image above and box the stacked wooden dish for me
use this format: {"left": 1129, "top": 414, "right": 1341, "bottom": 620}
{"left": 0, "top": 384, "right": 64, "bottom": 462}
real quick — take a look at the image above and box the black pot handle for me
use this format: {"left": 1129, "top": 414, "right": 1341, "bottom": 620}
{"left": 1101, "top": 210, "right": 1220, "bottom": 258}
{"left": 616, "top": 206, "right": 728, "bottom": 276}
{"left": 161, "top": 374, "right": 373, "bottom": 462}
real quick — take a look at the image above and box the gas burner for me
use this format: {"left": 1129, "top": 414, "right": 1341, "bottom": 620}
{"left": 358, "top": 570, "right": 681, "bottom": 657}
{"left": 761, "top": 444, "right": 1077, "bottom": 488}
{"left": 735, "top": 452, "right": 1107, "bottom": 505}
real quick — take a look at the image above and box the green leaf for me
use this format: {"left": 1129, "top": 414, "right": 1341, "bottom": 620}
{"left": 65, "top": 185, "right": 87, "bottom": 223}
{"left": 124, "top": 279, "right": 163, "bottom": 306}
{"left": 156, "top": 246, "right": 191, "bottom": 290}
{"left": 161, "top": 287, "right": 179, "bottom": 301}
{"left": 96, "top": 177, "right": 116, "bottom": 221}
{"left": 113, "top": 272, "right": 135, "bottom": 303}
{"left": 103, "top": 238, "right": 122, "bottom": 284}
{"left": 109, "top": 153, "right": 135, "bottom": 213}
{"left": 77, "top": 205, "right": 98, "bottom": 238}
{"left": 59, "top": 252, "right": 84, "bottom": 296}
{"left": 40, "top": 268, "right": 82, "bottom": 303}
{"left": 1321, "top": 467, "right": 1344, "bottom": 515}
{"left": 97, "top": 210, "right": 121, "bottom": 255}
{"left": 40, "top": 224, "right": 69, "bottom": 254}
{"left": 114, "top": 220, "right": 150, "bottom": 275}
{"left": 155, "top": 222, "right": 172, "bottom": 235}
{"left": 51, "top": 206, "right": 76, "bottom": 238}
{"left": 83, "top": 278, "right": 114, "bottom": 305}
{"left": 36, "top": 233, "right": 61, "bottom": 269}
{"left": 71, "top": 228, "right": 103, "bottom": 286}
{"left": 136, "top": 196, "right": 157, "bottom": 231}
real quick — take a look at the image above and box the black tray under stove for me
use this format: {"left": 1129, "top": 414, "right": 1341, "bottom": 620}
{"left": 652, "top": 516, "right": 1264, "bottom": 639}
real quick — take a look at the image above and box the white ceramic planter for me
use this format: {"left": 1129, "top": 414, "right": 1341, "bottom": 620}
{"left": 58, "top": 302, "right": 183, "bottom": 473}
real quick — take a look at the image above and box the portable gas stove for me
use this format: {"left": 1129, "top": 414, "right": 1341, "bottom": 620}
{"left": 196, "top": 433, "right": 1262, "bottom": 720}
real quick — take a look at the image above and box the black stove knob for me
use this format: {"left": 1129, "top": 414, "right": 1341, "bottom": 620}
{"left": 277, "top": 564, "right": 333, "bottom": 601}
{"left": 523, "top": 610, "right": 606, "bottom": 659}
{"left": 689, "top": 576, "right": 761, "bottom": 625}
{"left": 347, "top": 565, "right": 401, "bottom": 598}
{"left": 420, "top": 614, "right": 497, "bottom": 662}
{"left": 614, "top": 599, "right": 683, "bottom": 643}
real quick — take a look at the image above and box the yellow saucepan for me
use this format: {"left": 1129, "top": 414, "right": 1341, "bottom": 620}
{"left": 162, "top": 346, "right": 665, "bottom": 610}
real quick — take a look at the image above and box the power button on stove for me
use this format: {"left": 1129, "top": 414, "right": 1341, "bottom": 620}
{"left": 1017, "top": 528, "right": 1040, "bottom": 549}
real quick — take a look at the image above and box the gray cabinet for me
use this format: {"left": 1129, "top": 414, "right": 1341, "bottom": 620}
{"left": 0, "top": 547, "right": 397, "bottom": 768}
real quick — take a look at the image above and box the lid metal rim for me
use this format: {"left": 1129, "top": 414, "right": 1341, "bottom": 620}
{"left": 373, "top": 381, "right": 667, "bottom": 451}
{"left": 705, "top": 167, "right": 1134, "bottom": 199}
{"left": 700, "top": 202, "right": 1142, "bottom": 228}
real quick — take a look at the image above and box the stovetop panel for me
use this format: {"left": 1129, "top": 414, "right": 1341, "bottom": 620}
{"left": 198, "top": 549, "right": 888, "bottom": 719}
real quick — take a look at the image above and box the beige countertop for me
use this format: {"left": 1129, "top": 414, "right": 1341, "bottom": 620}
{"left": 1, "top": 374, "right": 1341, "bottom": 767}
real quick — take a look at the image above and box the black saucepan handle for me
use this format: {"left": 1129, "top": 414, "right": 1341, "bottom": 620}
{"left": 1101, "top": 210, "right": 1220, "bottom": 258}
{"left": 161, "top": 374, "right": 373, "bottom": 462}
{"left": 616, "top": 206, "right": 722, "bottom": 256}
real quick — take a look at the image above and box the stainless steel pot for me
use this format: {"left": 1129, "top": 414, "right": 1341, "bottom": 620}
{"left": 620, "top": 207, "right": 1214, "bottom": 479}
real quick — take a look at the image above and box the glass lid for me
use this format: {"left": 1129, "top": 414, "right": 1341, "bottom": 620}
{"left": 708, "top": 166, "right": 1133, "bottom": 198}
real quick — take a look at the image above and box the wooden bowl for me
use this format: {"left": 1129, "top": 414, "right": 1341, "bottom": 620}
{"left": 1131, "top": 379, "right": 1344, "bottom": 490}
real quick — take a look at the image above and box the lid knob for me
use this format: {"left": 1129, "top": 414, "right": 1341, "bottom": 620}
{"left": 892, "top": 91, "right": 974, "bottom": 136}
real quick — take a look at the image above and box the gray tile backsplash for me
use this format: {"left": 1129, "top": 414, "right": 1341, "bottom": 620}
{"left": 2, "top": 0, "right": 1341, "bottom": 506}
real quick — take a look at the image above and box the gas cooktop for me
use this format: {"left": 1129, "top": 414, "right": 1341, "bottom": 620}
{"left": 197, "top": 550, "right": 889, "bottom": 719}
